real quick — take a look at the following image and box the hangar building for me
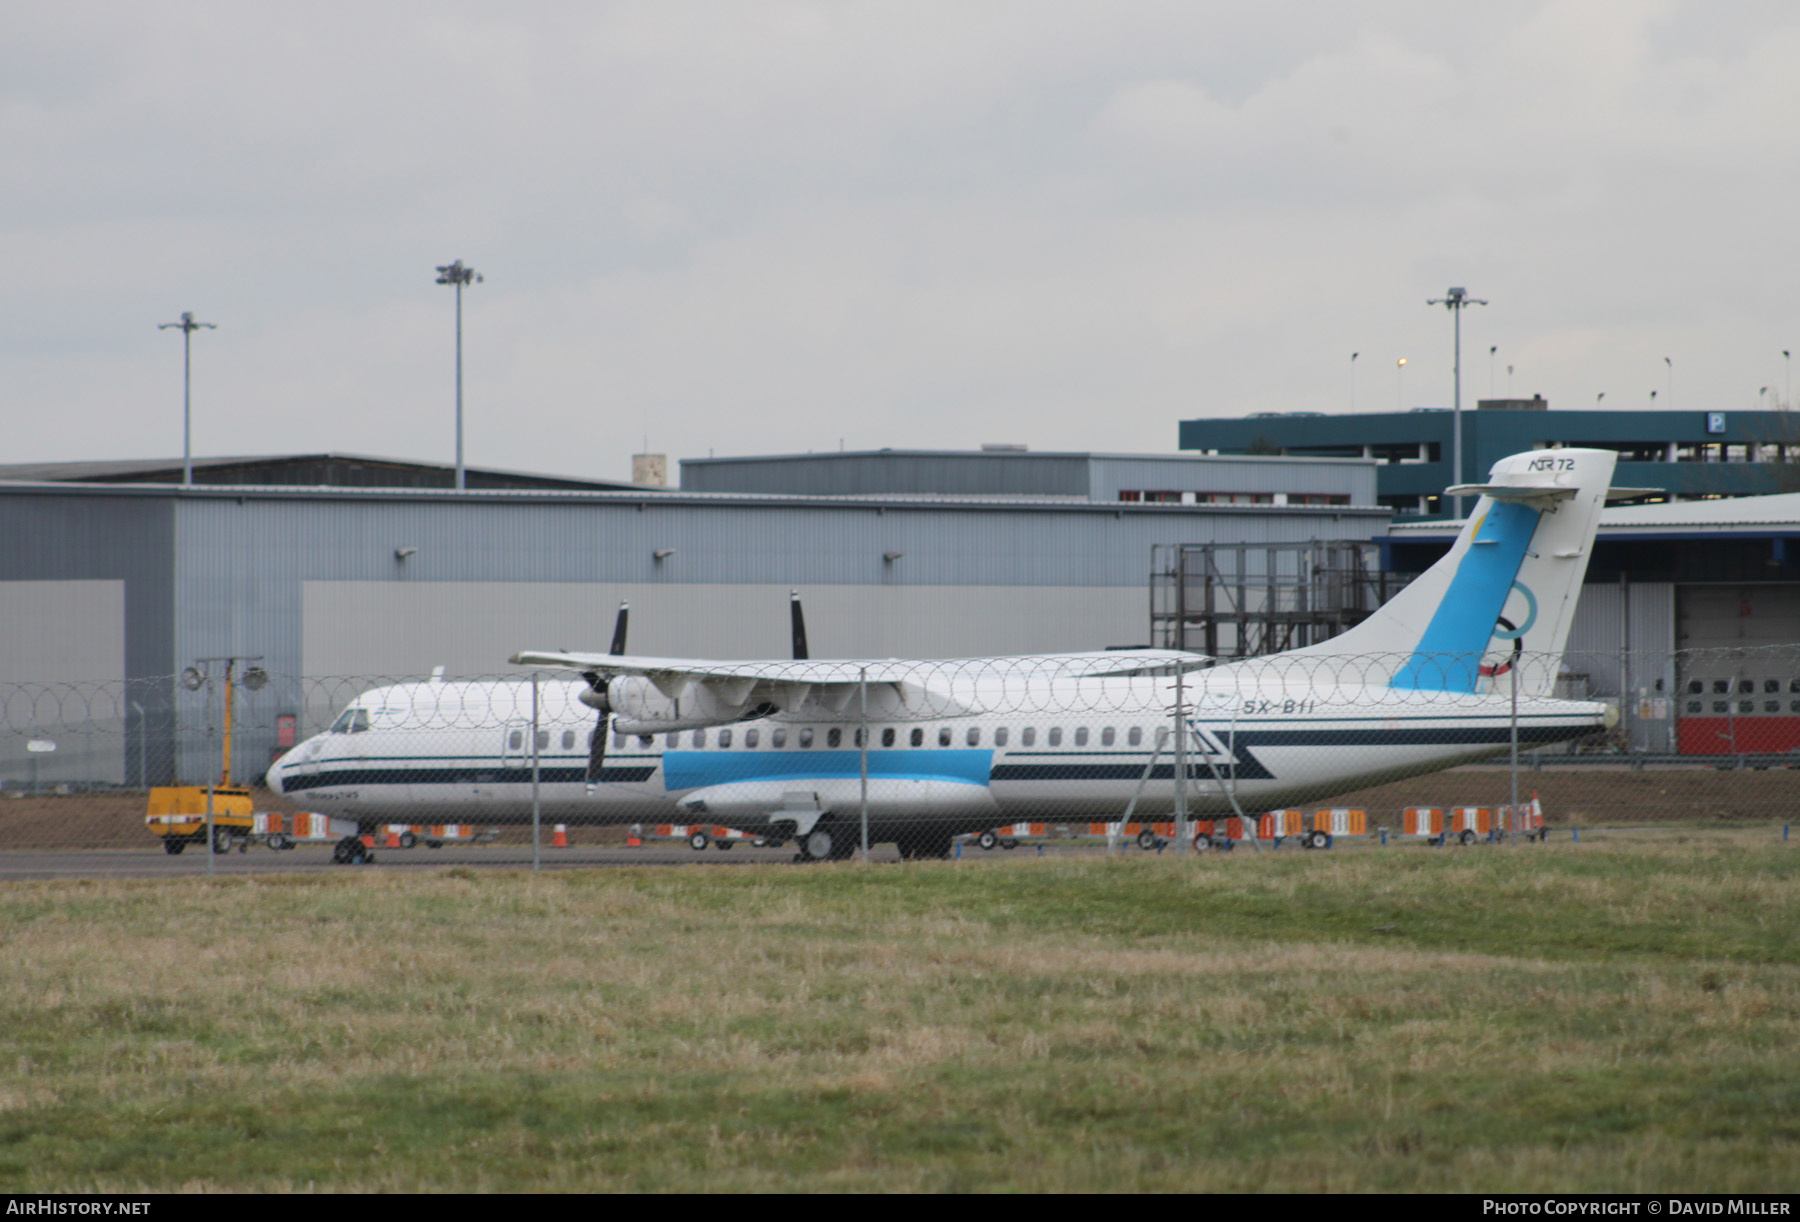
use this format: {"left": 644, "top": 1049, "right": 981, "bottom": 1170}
{"left": 1180, "top": 401, "right": 1800, "bottom": 518}
{"left": 0, "top": 449, "right": 1385, "bottom": 789}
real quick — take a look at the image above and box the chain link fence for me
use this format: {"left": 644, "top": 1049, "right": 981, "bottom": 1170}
{"left": 2, "top": 644, "right": 1797, "bottom": 870}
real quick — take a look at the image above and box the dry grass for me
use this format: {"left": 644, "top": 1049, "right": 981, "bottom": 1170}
{"left": 1, "top": 832, "right": 1797, "bottom": 1191}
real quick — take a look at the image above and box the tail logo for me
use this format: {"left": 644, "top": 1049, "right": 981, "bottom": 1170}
{"left": 1479, "top": 581, "right": 1538, "bottom": 680}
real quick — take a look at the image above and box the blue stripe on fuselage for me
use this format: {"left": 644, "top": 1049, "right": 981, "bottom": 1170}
{"left": 660, "top": 748, "right": 993, "bottom": 792}
{"left": 1391, "top": 500, "right": 1541, "bottom": 693}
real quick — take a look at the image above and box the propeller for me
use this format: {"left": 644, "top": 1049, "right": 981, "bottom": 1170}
{"left": 585, "top": 601, "right": 629, "bottom": 788}
{"left": 790, "top": 590, "right": 808, "bottom": 660}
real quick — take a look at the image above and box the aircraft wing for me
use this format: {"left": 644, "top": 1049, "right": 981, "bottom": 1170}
{"left": 507, "top": 648, "right": 1207, "bottom": 684}
{"left": 509, "top": 651, "right": 918, "bottom": 685}
{"left": 507, "top": 647, "right": 1208, "bottom": 720}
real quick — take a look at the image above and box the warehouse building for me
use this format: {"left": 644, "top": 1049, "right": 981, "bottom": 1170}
{"left": 0, "top": 449, "right": 1386, "bottom": 788}
{"left": 1180, "top": 400, "right": 1800, "bottom": 518}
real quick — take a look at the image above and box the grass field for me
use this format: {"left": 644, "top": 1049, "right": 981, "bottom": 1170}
{"left": 2, "top": 831, "right": 1797, "bottom": 1192}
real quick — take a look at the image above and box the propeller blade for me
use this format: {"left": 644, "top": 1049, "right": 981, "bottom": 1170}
{"left": 609, "top": 601, "right": 630, "bottom": 656}
{"left": 587, "top": 714, "right": 610, "bottom": 786}
{"left": 790, "top": 590, "right": 809, "bottom": 660}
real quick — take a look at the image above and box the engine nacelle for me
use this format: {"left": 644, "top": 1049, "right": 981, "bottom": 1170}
{"left": 607, "top": 674, "right": 753, "bottom": 734}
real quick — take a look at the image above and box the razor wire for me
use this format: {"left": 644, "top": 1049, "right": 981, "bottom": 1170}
{"left": 1, "top": 645, "right": 1798, "bottom": 862}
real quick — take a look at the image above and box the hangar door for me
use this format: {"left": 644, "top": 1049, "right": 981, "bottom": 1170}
{"left": 1675, "top": 585, "right": 1800, "bottom": 754}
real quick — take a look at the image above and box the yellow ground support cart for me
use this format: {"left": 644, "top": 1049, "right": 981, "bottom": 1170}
{"left": 146, "top": 785, "right": 254, "bottom": 854}
{"left": 144, "top": 657, "right": 266, "bottom": 855}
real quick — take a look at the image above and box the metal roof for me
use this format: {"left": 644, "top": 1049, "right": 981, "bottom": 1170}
{"left": 0, "top": 477, "right": 1389, "bottom": 517}
{"left": 1390, "top": 492, "right": 1800, "bottom": 538}
{"left": 682, "top": 446, "right": 1375, "bottom": 467}
{"left": 0, "top": 453, "right": 650, "bottom": 492}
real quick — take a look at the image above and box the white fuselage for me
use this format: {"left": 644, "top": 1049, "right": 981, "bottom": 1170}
{"left": 267, "top": 659, "right": 1606, "bottom": 839}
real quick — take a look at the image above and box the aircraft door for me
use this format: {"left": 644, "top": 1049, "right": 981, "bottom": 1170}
{"left": 502, "top": 720, "right": 532, "bottom": 769}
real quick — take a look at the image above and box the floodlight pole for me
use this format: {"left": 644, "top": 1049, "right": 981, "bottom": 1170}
{"left": 531, "top": 672, "right": 542, "bottom": 872}
{"left": 158, "top": 312, "right": 216, "bottom": 486}
{"left": 1172, "top": 669, "right": 1188, "bottom": 855}
{"left": 859, "top": 668, "right": 870, "bottom": 862}
{"left": 1427, "top": 287, "right": 1487, "bottom": 519}
{"left": 435, "top": 260, "right": 482, "bottom": 490}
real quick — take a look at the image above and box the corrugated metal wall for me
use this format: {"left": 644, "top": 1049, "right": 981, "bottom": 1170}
{"left": 679, "top": 450, "right": 1381, "bottom": 505}
{"left": 1564, "top": 580, "right": 1677, "bottom": 752}
{"left": 1085, "top": 456, "right": 1376, "bottom": 503}
{"left": 156, "top": 489, "right": 1386, "bottom": 783}
{"left": 680, "top": 452, "right": 1093, "bottom": 496}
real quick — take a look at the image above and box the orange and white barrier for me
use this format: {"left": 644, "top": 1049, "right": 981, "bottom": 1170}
{"left": 993, "top": 821, "right": 1048, "bottom": 838}
{"left": 552, "top": 824, "right": 569, "bottom": 848}
{"left": 648, "top": 823, "right": 749, "bottom": 848}
{"left": 1313, "top": 808, "right": 1368, "bottom": 837}
{"left": 1498, "top": 796, "right": 1546, "bottom": 837}
{"left": 1086, "top": 821, "right": 1178, "bottom": 839}
{"left": 364, "top": 823, "right": 481, "bottom": 847}
{"left": 261, "top": 811, "right": 358, "bottom": 842}
{"left": 1258, "top": 809, "right": 1306, "bottom": 840}
{"left": 1450, "top": 807, "right": 1493, "bottom": 837}
{"left": 1193, "top": 817, "right": 1249, "bottom": 841}
{"left": 1402, "top": 807, "right": 1445, "bottom": 838}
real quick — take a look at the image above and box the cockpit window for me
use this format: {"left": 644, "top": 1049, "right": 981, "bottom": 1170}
{"left": 329, "top": 708, "right": 370, "bottom": 734}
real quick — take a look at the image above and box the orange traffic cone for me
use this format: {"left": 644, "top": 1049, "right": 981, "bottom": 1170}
{"left": 384, "top": 828, "right": 401, "bottom": 848}
{"left": 552, "top": 824, "right": 569, "bottom": 848}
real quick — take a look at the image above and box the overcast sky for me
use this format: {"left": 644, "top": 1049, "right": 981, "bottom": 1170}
{"left": 6, "top": 1, "right": 1798, "bottom": 483}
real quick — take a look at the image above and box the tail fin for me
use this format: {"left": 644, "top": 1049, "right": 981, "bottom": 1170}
{"left": 1296, "top": 448, "right": 1618, "bottom": 694}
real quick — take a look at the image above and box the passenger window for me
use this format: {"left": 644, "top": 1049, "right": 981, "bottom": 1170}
{"left": 910, "top": 728, "right": 924, "bottom": 747}
{"left": 1048, "top": 727, "right": 1063, "bottom": 746}
{"left": 613, "top": 731, "right": 626, "bottom": 749}
{"left": 1686, "top": 701, "right": 1701, "bottom": 714}
{"left": 718, "top": 729, "right": 733, "bottom": 748}
{"left": 1074, "top": 727, "right": 1089, "bottom": 747}
{"left": 994, "top": 727, "right": 1008, "bottom": 747}
{"left": 508, "top": 729, "right": 523, "bottom": 750}
{"left": 1128, "top": 726, "right": 1142, "bottom": 747}
{"left": 744, "top": 729, "right": 759, "bottom": 748}
{"left": 1714, "top": 681, "right": 1729, "bottom": 694}
{"left": 939, "top": 727, "right": 952, "bottom": 747}
{"left": 1740, "top": 680, "right": 1754, "bottom": 694}
{"left": 1768, "top": 680, "right": 1782, "bottom": 693}
{"left": 882, "top": 727, "right": 896, "bottom": 747}
{"left": 827, "top": 727, "right": 842, "bottom": 748}
{"left": 799, "top": 728, "right": 814, "bottom": 748}
{"left": 536, "top": 730, "right": 550, "bottom": 750}
{"left": 1766, "top": 701, "right": 1780, "bottom": 713}
{"left": 1688, "top": 680, "right": 1703, "bottom": 694}
{"left": 1712, "top": 701, "right": 1727, "bottom": 714}
{"left": 854, "top": 728, "right": 865, "bottom": 747}
{"left": 1101, "top": 726, "right": 1115, "bottom": 746}
{"left": 1739, "top": 701, "right": 1754, "bottom": 714}
{"left": 692, "top": 730, "right": 706, "bottom": 748}
{"left": 966, "top": 727, "right": 981, "bottom": 746}
{"left": 1021, "top": 727, "right": 1036, "bottom": 746}
{"left": 666, "top": 733, "right": 679, "bottom": 748}
{"left": 562, "top": 730, "right": 575, "bottom": 750}
{"left": 772, "top": 727, "right": 787, "bottom": 748}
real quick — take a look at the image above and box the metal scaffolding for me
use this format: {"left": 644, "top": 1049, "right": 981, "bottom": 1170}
{"left": 1150, "top": 541, "right": 1410, "bottom": 658}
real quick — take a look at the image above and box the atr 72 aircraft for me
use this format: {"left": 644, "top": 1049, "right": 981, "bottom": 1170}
{"left": 269, "top": 448, "right": 1625, "bottom": 860}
